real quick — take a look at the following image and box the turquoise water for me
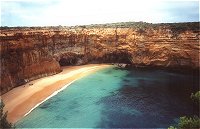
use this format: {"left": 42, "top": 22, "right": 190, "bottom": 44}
{"left": 16, "top": 66, "right": 199, "bottom": 128}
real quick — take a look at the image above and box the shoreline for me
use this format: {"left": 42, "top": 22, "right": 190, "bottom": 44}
{"left": 1, "top": 64, "right": 111, "bottom": 124}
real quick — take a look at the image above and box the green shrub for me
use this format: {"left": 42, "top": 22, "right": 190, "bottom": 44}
{"left": 169, "top": 91, "right": 200, "bottom": 129}
{"left": 168, "top": 116, "right": 200, "bottom": 129}
{"left": 178, "top": 116, "right": 200, "bottom": 129}
{"left": 191, "top": 91, "right": 200, "bottom": 104}
{"left": 0, "top": 100, "right": 14, "bottom": 129}
{"left": 168, "top": 126, "right": 177, "bottom": 129}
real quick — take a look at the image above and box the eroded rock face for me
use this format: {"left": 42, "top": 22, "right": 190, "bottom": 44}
{"left": 0, "top": 34, "right": 62, "bottom": 94}
{"left": 1, "top": 22, "right": 199, "bottom": 94}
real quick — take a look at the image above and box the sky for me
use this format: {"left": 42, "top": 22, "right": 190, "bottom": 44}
{"left": 0, "top": 0, "right": 199, "bottom": 26}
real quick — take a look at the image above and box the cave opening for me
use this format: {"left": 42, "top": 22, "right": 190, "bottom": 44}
{"left": 58, "top": 51, "right": 132, "bottom": 66}
{"left": 58, "top": 53, "right": 84, "bottom": 66}
{"left": 102, "top": 51, "right": 132, "bottom": 64}
{"left": 59, "top": 57, "right": 78, "bottom": 66}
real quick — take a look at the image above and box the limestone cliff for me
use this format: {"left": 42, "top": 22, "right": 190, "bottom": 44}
{"left": 0, "top": 22, "right": 199, "bottom": 94}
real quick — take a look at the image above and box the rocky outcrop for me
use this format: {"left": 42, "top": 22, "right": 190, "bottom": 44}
{"left": 0, "top": 22, "right": 199, "bottom": 94}
{"left": 0, "top": 32, "right": 62, "bottom": 94}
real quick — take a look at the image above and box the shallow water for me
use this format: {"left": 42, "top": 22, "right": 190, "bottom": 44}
{"left": 16, "top": 66, "right": 199, "bottom": 128}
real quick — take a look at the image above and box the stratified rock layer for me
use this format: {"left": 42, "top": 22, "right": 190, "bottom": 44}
{"left": 1, "top": 22, "right": 199, "bottom": 94}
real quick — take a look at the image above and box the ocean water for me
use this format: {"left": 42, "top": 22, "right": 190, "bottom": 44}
{"left": 16, "top": 66, "right": 199, "bottom": 128}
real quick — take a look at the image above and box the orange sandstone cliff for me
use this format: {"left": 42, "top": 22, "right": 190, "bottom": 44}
{"left": 0, "top": 22, "right": 199, "bottom": 94}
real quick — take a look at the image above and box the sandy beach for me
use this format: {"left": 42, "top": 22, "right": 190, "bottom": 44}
{"left": 1, "top": 64, "right": 111, "bottom": 124}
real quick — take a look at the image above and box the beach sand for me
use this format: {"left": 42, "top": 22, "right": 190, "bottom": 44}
{"left": 1, "top": 64, "right": 111, "bottom": 124}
